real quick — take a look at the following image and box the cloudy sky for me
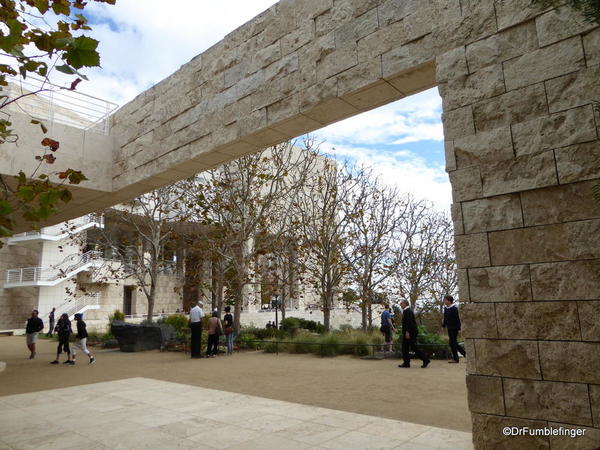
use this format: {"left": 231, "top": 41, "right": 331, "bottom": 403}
{"left": 30, "top": 1, "right": 452, "bottom": 210}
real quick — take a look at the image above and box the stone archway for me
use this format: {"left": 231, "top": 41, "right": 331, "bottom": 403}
{"left": 5, "top": 0, "right": 600, "bottom": 447}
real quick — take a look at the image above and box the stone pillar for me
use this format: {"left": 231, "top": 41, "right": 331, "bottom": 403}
{"left": 438, "top": 3, "right": 600, "bottom": 448}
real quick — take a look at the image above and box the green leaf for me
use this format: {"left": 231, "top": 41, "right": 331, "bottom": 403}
{"left": 64, "top": 36, "right": 100, "bottom": 69}
{"left": 55, "top": 64, "right": 89, "bottom": 80}
{"left": 0, "top": 225, "right": 13, "bottom": 237}
{"left": 16, "top": 186, "right": 35, "bottom": 202}
{"left": 33, "top": 0, "right": 50, "bottom": 14}
{"left": 0, "top": 200, "right": 13, "bottom": 216}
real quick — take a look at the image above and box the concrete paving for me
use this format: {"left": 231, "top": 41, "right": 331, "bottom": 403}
{"left": 0, "top": 377, "right": 473, "bottom": 449}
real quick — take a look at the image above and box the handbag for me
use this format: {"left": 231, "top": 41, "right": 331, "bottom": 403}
{"left": 224, "top": 326, "right": 233, "bottom": 335}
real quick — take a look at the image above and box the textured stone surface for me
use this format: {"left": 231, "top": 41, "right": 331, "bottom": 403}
{"left": 449, "top": 167, "right": 482, "bottom": 202}
{"left": 457, "top": 269, "right": 470, "bottom": 302}
{"left": 481, "top": 151, "right": 558, "bottom": 197}
{"left": 578, "top": 301, "right": 600, "bottom": 341}
{"left": 494, "top": 0, "right": 549, "bottom": 30}
{"left": 453, "top": 127, "right": 513, "bottom": 168}
{"left": 442, "top": 105, "right": 475, "bottom": 139}
{"left": 474, "top": 339, "right": 541, "bottom": 380}
{"left": 503, "top": 379, "right": 593, "bottom": 426}
{"left": 439, "top": 64, "right": 505, "bottom": 111}
{"left": 468, "top": 265, "right": 532, "bottom": 302}
{"left": 583, "top": 27, "right": 600, "bottom": 67}
{"left": 471, "top": 413, "right": 549, "bottom": 449}
{"left": 503, "top": 37, "right": 585, "bottom": 91}
{"left": 466, "top": 375, "right": 505, "bottom": 415}
{"left": 472, "top": 83, "right": 548, "bottom": 132}
{"left": 462, "top": 194, "right": 523, "bottom": 233}
{"left": 555, "top": 141, "right": 600, "bottom": 184}
{"left": 548, "top": 422, "right": 600, "bottom": 450}
{"left": 490, "top": 220, "right": 600, "bottom": 265}
{"left": 466, "top": 21, "right": 538, "bottom": 72}
{"left": 591, "top": 385, "right": 600, "bottom": 428}
{"left": 540, "top": 341, "right": 600, "bottom": 384}
{"left": 545, "top": 67, "right": 600, "bottom": 113}
{"left": 531, "top": 260, "right": 600, "bottom": 301}
{"left": 496, "top": 302, "right": 581, "bottom": 340}
{"left": 454, "top": 233, "right": 490, "bottom": 268}
{"left": 461, "top": 303, "right": 497, "bottom": 339}
{"left": 450, "top": 202, "right": 464, "bottom": 235}
{"left": 521, "top": 181, "right": 600, "bottom": 226}
{"left": 536, "top": 6, "right": 599, "bottom": 47}
{"left": 511, "top": 105, "right": 597, "bottom": 157}
{"left": 436, "top": 47, "right": 468, "bottom": 83}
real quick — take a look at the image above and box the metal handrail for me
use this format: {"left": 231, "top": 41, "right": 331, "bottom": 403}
{"left": 54, "top": 293, "right": 99, "bottom": 319}
{"left": 4, "top": 77, "right": 118, "bottom": 134}
{"left": 6, "top": 250, "right": 102, "bottom": 284}
{"left": 10, "top": 214, "right": 103, "bottom": 239}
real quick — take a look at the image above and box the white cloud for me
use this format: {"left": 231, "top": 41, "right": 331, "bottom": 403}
{"left": 315, "top": 89, "right": 443, "bottom": 146}
{"left": 322, "top": 144, "right": 452, "bottom": 211}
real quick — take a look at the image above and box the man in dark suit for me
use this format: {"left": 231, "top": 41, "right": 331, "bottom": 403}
{"left": 398, "top": 300, "right": 430, "bottom": 368}
{"left": 443, "top": 295, "right": 466, "bottom": 363}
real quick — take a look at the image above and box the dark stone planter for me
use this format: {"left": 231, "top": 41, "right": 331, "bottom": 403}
{"left": 110, "top": 321, "right": 174, "bottom": 352}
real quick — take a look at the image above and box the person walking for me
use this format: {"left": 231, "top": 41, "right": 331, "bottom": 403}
{"left": 398, "top": 300, "right": 430, "bottom": 369}
{"left": 189, "top": 301, "right": 204, "bottom": 359}
{"left": 442, "top": 295, "right": 466, "bottom": 363}
{"left": 46, "top": 307, "right": 55, "bottom": 337}
{"left": 380, "top": 304, "right": 395, "bottom": 352}
{"left": 51, "top": 313, "right": 74, "bottom": 365}
{"left": 223, "top": 306, "right": 234, "bottom": 355}
{"left": 71, "top": 313, "right": 95, "bottom": 365}
{"left": 25, "top": 310, "right": 44, "bottom": 359}
{"left": 206, "top": 311, "right": 223, "bottom": 357}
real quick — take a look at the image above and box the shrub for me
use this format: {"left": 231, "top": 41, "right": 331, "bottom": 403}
{"left": 280, "top": 317, "right": 301, "bottom": 331}
{"left": 315, "top": 333, "right": 341, "bottom": 357}
{"left": 162, "top": 314, "right": 188, "bottom": 333}
{"left": 109, "top": 310, "right": 125, "bottom": 322}
{"left": 287, "top": 332, "right": 319, "bottom": 354}
{"left": 263, "top": 339, "right": 285, "bottom": 353}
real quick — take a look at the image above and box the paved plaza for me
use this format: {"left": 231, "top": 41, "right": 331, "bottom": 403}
{"left": 0, "top": 377, "right": 472, "bottom": 449}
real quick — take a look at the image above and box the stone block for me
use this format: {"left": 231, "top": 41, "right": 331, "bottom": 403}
{"left": 469, "top": 265, "right": 532, "bottom": 302}
{"left": 453, "top": 232, "right": 490, "bottom": 268}
{"left": 450, "top": 202, "right": 464, "bottom": 234}
{"left": 439, "top": 64, "right": 505, "bottom": 111}
{"left": 465, "top": 21, "right": 538, "bottom": 72}
{"left": 495, "top": 0, "right": 551, "bottom": 30}
{"left": 503, "top": 37, "right": 586, "bottom": 91}
{"left": 381, "top": 37, "right": 433, "bottom": 80}
{"left": 454, "top": 127, "right": 514, "bottom": 168}
{"left": 462, "top": 194, "right": 523, "bottom": 233}
{"left": 442, "top": 105, "right": 475, "bottom": 140}
{"left": 555, "top": 141, "right": 600, "bottom": 184}
{"left": 266, "top": 94, "right": 301, "bottom": 126}
{"left": 512, "top": 105, "right": 597, "bottom": 157}
{"left": 474, "top": 339, "right": 542, "bottom": 379}
{"left": 489, "top": 223, "right": 570, "bottom": 266}
{"left": 461, "top": 303, "right": 497, "bottom": 339}
{"left": 336, "top": 58, "right": 383, "bottom": 97}
{"left": 536, "top": 6, "right": 599, "bottom": 48}
{"left": 334, "top": 7, "right": 379, "bottom": 46}
{"left": 269, "top": 113, "right": 323, "bottom": 138}
{"left": 457, "top": 269, "right": 470, "bottom": 301}
{"left": 356, "top": 20, "right": 407, "bottom": 62}
{"left": 591, "top": 385, "right": 600, "bottom": 428}
{"left": 578, "top": 301, "right": 600, "bottom": 342}
{"left": 377, "top": 0, "right": 419, "bottom": 26}
{"left": 435, "top": 47, "right": 468, "bottom": 84}
{"left": 444, "top": 140, "right": 457, "bottom": 172}
{"left": 583, "top": 27, "right": 600, "bottom": 67}
{"left": 466, "top": 375, "right": 505, "bottom": 415}
{"left": 496, "top": 302, "right": 581, "bottom": 341}
{"left": 481, "top": 151, "right": 558, "bottom": 197}
{"left": 386, "top": 60, "right": 436, "bottom": 95}
{"left": 540, "top": 341, "right": 600, "bottom": 384}
{"left": 545, "top": 67, "right": 600, "bottom": 114}
{"left": 281, "top": 20, "right": 314, "bottom": 56}
{"left": 317, "top": 48, "right": 358, "bottom": 80}
{"left": 449, "top": 166, "right": 482, "bottom": 202}
{"left": 471, "top": 413, "right": 550, "bottom": 449}
{"left": 548, "top": 422, "right": 600, "bottom": 450}
{"left": 504, "top": 379, "right": 593, "bottom": 426}
{"left": 521, "top": 181, "right": 600, "bottom": 226}
{"left": 464, "top": 338, "right": 476, "bottom": 375}
{"left": 531, "top": 260, "right": 600, "bottom": 301}
{"left": 472, "top": 83, "right": 548, "bottom": 132}
{"left": 567, "top": 219, "right": 600, "bottom": 260}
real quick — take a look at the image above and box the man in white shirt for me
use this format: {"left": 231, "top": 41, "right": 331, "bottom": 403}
{"left": 189, "top": 301, "right": 204, "bottom": 358}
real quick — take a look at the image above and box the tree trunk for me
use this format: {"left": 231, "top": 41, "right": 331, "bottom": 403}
{"left": 280, "top": 281, "right": 286, "bottom": 321}
{"left": 146, "top": 282, "right": 156, "bottom": 322}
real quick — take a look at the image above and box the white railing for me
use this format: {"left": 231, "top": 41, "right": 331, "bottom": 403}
{"left": 9, "top": 214, "right": 104, "bottom": 242}
{"left": 5, "top": 250, "right": 102, "bottom": 285}
{"left": 54, "top": 293, "right": 100, "bottom": 320}
{"left": 3, "top": 78, "right": 118, "bottom": 134}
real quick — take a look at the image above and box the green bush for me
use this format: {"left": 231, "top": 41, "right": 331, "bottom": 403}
{"left": 162, "top": 314, "right": 188, "bottom": 333}
{"left": 109, "top": 310, "right": 125, "bottom": 322}
{"left": 280, "top": 317, "right": 301, "bottom": 331}
{"left": 280, "top": 317, "right": 325, "bottom": 334}
{"left": 287, "top": 332, "right": 319, "bottom": 354}
{"left": 315, "top": 333, "right": 341, "bottom": 357}
{"left": 263, "top": 339, "right": 285, "bottom": 353}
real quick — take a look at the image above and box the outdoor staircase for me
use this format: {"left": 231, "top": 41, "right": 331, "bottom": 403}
{"left": 4, "top": 250, "right": 103, "bottom": 288}
{"left": 6, "top": 214, "right": 103, "bottom": 244}
{"left": 54, "top": 293, "right": 100, "bottom": 320}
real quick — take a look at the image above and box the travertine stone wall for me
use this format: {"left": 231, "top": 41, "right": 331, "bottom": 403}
{"left": 438, "top": 2, "right": 600, "bottom": 448}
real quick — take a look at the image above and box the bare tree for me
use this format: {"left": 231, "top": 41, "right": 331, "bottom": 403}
{"left": 98, "top": 185, "right": 187, "bottom": 321}
{"left": 297, "top": 158, "right": 359, "bottom": 331}
{"left": 342, "top": 173, "right": 408, "bottom": 330}
{"left": 181, "top": 140, "right": 318, "bottom": 330}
